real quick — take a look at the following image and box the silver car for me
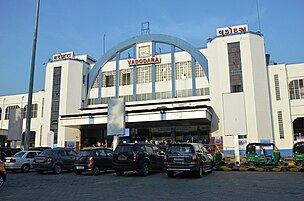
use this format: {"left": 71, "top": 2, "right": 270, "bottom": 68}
{"left": 5, "top": 151, "right": 41, "bottom": 173}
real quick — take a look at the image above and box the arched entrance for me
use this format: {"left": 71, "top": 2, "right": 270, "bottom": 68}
{"left": 294, "top": 117, "right": 304, "bottom": 141}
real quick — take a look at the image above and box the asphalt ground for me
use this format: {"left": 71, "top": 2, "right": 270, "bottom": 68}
{"left": 0, "top": 170, "right": 303, "bottom": 201}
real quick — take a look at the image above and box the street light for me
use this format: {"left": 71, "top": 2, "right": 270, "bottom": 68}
{"left": 24, "top": 0, "right": 40, "bottom": 150}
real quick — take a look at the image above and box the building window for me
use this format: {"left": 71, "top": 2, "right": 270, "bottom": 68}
{"left": 88, "top": 98, "right": 98, "bottom": 105}
{"left": 274, "top": 74, "right": 281, "bottom": 101}
{"left": 50, "top": 67, "right": 62, "bottom": 145}
{"left": 228, "top": 42, "right": 243, "bottom": 93}
{"left": 5, "top": 105, "right": 20, "bottom": 120}
{"left": 137, "top": 66, "right": 152, "bottom": 84}
{"left": 195, "top": 62, "right": 205, "bottom": 78}
{"left": 289, "top": 79, "right": 304, "bottom": 100}
{"left": 23, "top": 104, "right": 38, "bottom": 118}
{"left": 277, "top": 111, "right": 284, "bottom": 139}
{"left": 120, "top": 69, "right": 132, "bottom": 86}
{"left": 102, "top": 71, "right": 115, "bottom": 87}
{"left": 92, "top": 76, "right": 99, "bottom": 88}
{"left": 0, "top": 107, "right": 2, "bottom": 120}
{"left": 176, "top": 61, "right": 192, "bottom": 80}
{"left": 156, "top": 64, "right": 172, "bottom": 82}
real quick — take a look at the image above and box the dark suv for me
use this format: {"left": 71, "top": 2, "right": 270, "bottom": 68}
{"left": 33, "top": 148, "right": 77, "bottom": 174}
{"left": 113, "top": 143, "right": 164, "bottom": 176}
{"left": 74, "top": 147, "right": 113, "bottom": 176}
{"left": 164, "top": 143, "right": 213, "bottom": 178}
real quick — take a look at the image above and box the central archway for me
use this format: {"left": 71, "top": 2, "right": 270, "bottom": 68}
{"left": 86, "top": 34, "right": 209, "bottom": 102}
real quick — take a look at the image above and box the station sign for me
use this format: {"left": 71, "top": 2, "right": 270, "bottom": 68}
{"left": 52, "top": 51, "right": 74, "bottom": 61}
{"left": 127, "top": 57, "right": 161, "bottom": 66}
{"left": 217, "top": 24, "right": 248, "bottom": 36}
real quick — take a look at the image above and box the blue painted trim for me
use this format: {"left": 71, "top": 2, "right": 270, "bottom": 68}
{"left": 151, "top": 42, "right": 156, "bottom": 100}
{"left": 132, "top": 44, "right": 137, "bottom": 101}
{"left": 191, "top": 57, "right": 196, "bottom": 96}
{"left": 87, "top": 34, "right": 209, "bottom": 102}
{"left": 98, "top": 69, "right": 102, "bottom": 104}
{"left": 115, "top": 52, "right": 120, "bottom": 97}
{"left": 171, "top": 45, "right": 176, "bottom": 98}
{"left": 221, "top": 149, "right": 293, "bottom": 157}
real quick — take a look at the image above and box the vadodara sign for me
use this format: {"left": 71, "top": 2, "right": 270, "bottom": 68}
{"left": 52, "top": 51, "right": 74, "bottom": 61}
{"left": 217, "top": 24, "right": 248, "bottom": 36}
{"left": 127, "top": 57, "right": 161, "bottom": 66}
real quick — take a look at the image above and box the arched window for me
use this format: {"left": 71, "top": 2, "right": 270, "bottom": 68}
{"left": 289, "top": 79, "right": 304, "bottom": 100}
{"left": 5, "top": 105, "right": 20, "bottom": 120}
{"left": 23, "top": 104, "right": 38, "bottom": 118}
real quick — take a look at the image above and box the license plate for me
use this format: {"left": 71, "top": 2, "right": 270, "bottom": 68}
{"left": 118, "top": 155, "right": 127, "bottom": 160}
{"left": 76, "top": 166, "right": 84, "bottom": 170}
{"left": 173, "top": 158, "right": 184, "bottom": 164}
{"left": 36, "top": 159, "right": 44, "bottom": 163}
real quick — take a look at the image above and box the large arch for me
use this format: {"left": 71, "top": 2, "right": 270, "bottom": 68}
{"left": 87, "top": 34, "right": 209, "bottom": 100}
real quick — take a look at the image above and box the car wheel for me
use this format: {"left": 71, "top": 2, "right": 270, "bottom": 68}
{"left": 36, "top": 170, "right": 43, "bottom": 174}
{"left": 75, "top": 170, "right": 82, "bottom": 175}
{"left": 0, "top": 174, "right": 4, "bottom": 188}
{"left": 296, "top": 160, "right": 304, "bottom": 167}
{"left": 116, "top": 170, "right": 124, "bottom": 176}
{"left": 166, "top": 171, "right": 174, "bottom": 178}
{"left": 53, "top": 164, "right": 62, "bottom": 174}
{"left": 196, "top": 166, "right": 203, "bottom": 178}
{"left": 21, "top": 164, "right": 30, "bottom": 173}
{"left": 92, "top": 166, "right": 100, "bottom": 176}
{"left": 139, "top": 163, "right": 149, "bottom": 176}
{"left": 248, "top": 161, "right": 255, "bottom": 167}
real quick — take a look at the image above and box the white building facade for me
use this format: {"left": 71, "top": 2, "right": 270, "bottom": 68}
{"left": 0, "top": 24, "right": 303, "bottom": 155}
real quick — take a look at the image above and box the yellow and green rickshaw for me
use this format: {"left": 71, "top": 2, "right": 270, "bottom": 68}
{"left": 293, "top": 141, "right": 304, "bottom": 167}
{"left": 246, "top": 143, "right": 283, "bottom": 166}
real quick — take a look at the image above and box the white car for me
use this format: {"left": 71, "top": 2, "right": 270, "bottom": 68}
{"left": 5, "top": 151, "right": 41, "bottom": 173}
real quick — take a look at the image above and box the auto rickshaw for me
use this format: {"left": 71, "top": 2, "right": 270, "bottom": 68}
{"left": 246, "top": 143, "right": 283, "bottom": 166}
{"left": 293, "top": 141, "right": 304, "bottom": 167}
{"left": 202, "top": 144, "right": 226, "bottom": 166}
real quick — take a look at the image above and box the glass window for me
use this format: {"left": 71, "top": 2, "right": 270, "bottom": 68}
{"left": 66, "top": 150, "right": 77, "bottom": 156}
{"left": 14, "top": 151, "right": 26, "bottom": 157}
{"left": 145, "top": 145, "right": 154, "bottom": 154}
{"left": 26, "top": 152, "right": 37, "bottom": 158}
{"left": 59, "top": 150, "right": 67, "bottom": 156}
{"left": 5, "top": 105, "right": 20, "bottom": 120}
{"left": 228, "top": 42, "right": 243, "bottom": 93}
{"left": 97, "top": 149, "right": 106, "bottom": 156}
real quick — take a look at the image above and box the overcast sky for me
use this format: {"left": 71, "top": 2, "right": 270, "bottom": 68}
{"left": 0, "top": 0, "right": 303, "bottom": 96}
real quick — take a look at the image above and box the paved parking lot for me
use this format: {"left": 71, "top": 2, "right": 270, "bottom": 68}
{"left": 0, "top": 170, "right": 303, "bottom": 201}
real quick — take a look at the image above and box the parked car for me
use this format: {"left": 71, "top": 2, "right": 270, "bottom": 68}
{"left": 0, "top": 161, "right": 6, "bottom": 188}
{"left": 164, "top": 143, "right": 213, "bottom": 178}
{"left": 29, "top": 147, "right": 51, "bottom": 152}
{"left": 74, "top": 147, "right": 113, "bottom": 176}
{"left": 33, "top": 148, "right": 77, "bottom": 174}
{"left": 113, "top": 143, "right": 164, "bottom": 176}
{"left": 0, "top": 147, "right": 23, "bottom": 162}
{"left": 5, "top": 151, "right": 41, "bottom": 173}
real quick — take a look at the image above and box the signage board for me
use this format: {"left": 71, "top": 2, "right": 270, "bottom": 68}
{"left": 52, "top": 51, "right": 74, "bottom": 61}
{"left": 8, "top": 108, "right": 23, "bottom": 141}
{"left": 107, "top": 98, "right": 125, "bottom": 136}
{"left": 217, "top": 24, "right": 248, "bottom": 36}
{"left": 127, "top": 57, "right": 161, "bottom": 66}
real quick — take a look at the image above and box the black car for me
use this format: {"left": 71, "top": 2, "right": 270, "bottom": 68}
{"left": 74, "top": 147, "right": 113, "bottom": 176}
{"left": 0, "top": 148, "right": 23, "bottom": 162}
{"left": 33, "top": 148, "right": 77, "bottom": 174}
{"left": 164, "top": 143, "right": 213, "bottom": 178}
{"left": 113, "top": 143, "right": 164, "bottom": 176}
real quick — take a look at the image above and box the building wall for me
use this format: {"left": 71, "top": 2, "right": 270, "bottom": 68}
{"left": 208, "top": 33, "right": 274, "bottom": 150}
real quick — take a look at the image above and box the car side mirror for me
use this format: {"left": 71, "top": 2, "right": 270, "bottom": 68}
{"left": 159, "top": 151, "right": 165, "bottom": 155}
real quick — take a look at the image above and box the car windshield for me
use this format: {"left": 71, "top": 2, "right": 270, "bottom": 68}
{"left": 41, "top": 149, "right": 54, "bottom": 156}
{"left": 167, "top": 145, "right": 194, "bottom": 154}
{"left": 78, "top": 150, "right": 91, "bottom": 156}
{"left": 14, "top": 151, "right": 26, "bottom": 157}
{"left": 114, "top": 145, "right": 134, "bottom": 153}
